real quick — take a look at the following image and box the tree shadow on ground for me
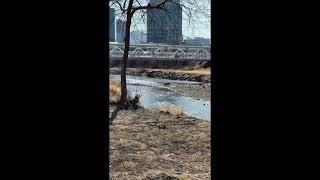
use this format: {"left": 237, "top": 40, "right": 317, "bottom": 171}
{"left": 109, "top": 104, "right": 122, "bottom": 126}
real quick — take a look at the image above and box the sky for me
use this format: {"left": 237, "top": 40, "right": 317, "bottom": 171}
{"left": 111, "top": 0, "right": 211, "bottom": 39}
{"left": 130, "top": 12, "right": 211, "bottom": 39}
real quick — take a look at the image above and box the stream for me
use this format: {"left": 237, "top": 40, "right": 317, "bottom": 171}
{"left": 110, "top": 75, "right": 211, "bottom": 120}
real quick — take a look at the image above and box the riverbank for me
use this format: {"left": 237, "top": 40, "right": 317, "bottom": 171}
{"left": 168, "top": 83, "right": 211, "bottom": 101}
{"left": 109, "top": 105, "right": 211, "bottom": 179}
{"left": 109, "top": 68, "right": 211, "bottom": 83}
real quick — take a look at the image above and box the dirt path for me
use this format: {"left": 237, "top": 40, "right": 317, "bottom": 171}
{"left": 109, "top": 105, "right": 211, "bottom": 179}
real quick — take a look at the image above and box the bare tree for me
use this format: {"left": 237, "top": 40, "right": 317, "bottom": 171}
{"left": 109, "top": 0, "right": 210, "bottom": 106}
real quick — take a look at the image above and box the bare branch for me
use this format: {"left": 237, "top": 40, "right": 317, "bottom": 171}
{"left": 112, "top": 0, "right": 125, "bottom": 12}
{"left": 123, "top": 0, "right": 128, "bottom": 8}
{"left": 131, "top": 0, "right": 173, "bottom": 13}
{"left": 109, "top": 1, "right": 115, "bottom": 8}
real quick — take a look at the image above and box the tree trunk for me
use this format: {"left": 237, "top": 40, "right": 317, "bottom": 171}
{"left": 120, "top": 0, "right": 134, "bottom": 105}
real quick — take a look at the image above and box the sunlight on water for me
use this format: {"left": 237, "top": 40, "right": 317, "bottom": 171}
{"left": 110, "top": 75, "right": 210, "bottom": 120}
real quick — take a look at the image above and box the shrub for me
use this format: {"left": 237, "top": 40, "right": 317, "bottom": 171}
{"left": 128, "top": 94, "right": 141, "bottom": 109}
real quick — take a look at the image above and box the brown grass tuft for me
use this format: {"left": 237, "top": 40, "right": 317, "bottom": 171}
{"left": 159, "top": 106, "right": 184, "bottom": 116}
{"left": 109, "top": 80, "right": 121, "bottom": 103}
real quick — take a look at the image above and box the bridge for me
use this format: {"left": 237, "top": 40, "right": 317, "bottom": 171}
{"left": 109, "top": 42, "right": 211, "bottom": 61}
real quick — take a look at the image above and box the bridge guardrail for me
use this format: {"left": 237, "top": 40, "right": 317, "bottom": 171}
{"left": 109, "top": 42, "right": 211, "bottom": 60}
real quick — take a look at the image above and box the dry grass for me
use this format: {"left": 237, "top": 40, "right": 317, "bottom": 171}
{"left": 136, "top": 68, "right": 147, "bottom": 74}
{"left": 159, "top": 106, "right": 184, "bottom": 116}
{"left": 185, "top": 68, "right": 211, "bottom": 75}
{"left": 109, "top": 106, "right": 211, "bottom": 179}
{"left": 109, "top": 80, "right": 121, "bottom": 103}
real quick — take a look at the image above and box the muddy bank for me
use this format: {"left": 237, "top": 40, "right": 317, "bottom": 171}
{"left": 110, "top": 59, "right": 210, "bottom": 70}
{"left": 110, "top": 68, "right": 211, "bottom": 83}
{"left": 109, "top": 105, "right": 211, "bottom": 179}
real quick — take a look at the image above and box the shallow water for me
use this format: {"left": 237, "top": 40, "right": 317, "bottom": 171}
{"left": 110, "top": 75, "right": 210, "bottom": 120}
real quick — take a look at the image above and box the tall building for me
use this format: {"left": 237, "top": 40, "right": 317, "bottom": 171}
{"left": 142, "top": 32, "right": 147, "bottom": 43}
{"left": 109, "top": 8, "right": 115, "bottom": 42}
{"left": 147, "top": 0, "right": 182, "bottom": 44}
{"left": 116, "top": 19, "right": 126, "bottom": 43}
{"left": 130, "top": 31, "right": 144, "bottom": 44}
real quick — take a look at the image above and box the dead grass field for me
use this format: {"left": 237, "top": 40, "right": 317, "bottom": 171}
{"left": 109, "top": 105, "right": 211, "bottom": 179}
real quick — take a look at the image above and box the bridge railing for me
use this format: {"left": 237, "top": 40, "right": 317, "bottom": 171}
{"left": 109, "top": 42, "right": 211, "bottom": 60}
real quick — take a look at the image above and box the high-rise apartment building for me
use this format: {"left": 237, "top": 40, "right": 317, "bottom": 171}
{"left": 116, "top": 19, "right": 126, "bottom": 43}
{"left": 130, "top": 31, "right": 143, "bottom": 44}
{"left": 147, "top": 0, "right": 182, "bottom": 44}
{"left": 109, "top": 8, "right": 115, "bottom": 42}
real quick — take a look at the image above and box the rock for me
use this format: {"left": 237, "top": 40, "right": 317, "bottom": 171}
{"left": 144, "top": 173, "right": 179, "bottom": 180}
{"left": 158, "top": 124, "right": 166, "bottom": 129}
{"left": 163, "top": 82, "right": 170, "bottom": 86}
